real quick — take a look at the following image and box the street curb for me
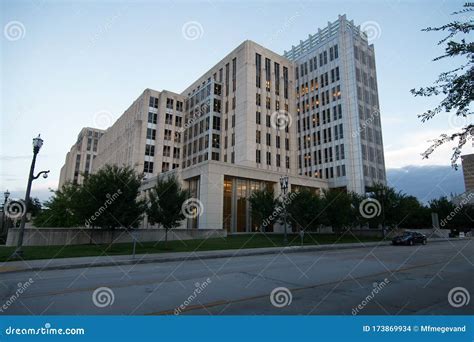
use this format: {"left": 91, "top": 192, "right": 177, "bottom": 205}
{"left": 0, "top": 238, "right": 467, "bottom": 275}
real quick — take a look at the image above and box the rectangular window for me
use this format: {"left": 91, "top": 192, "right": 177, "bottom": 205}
{"left": 212, "top": 134, "right": 220, "bottom": 148}
{"left": 143, "top": 161, "right": 154, "bottom": 173}
{"left": 149, "top": 97, "right": 158, "bottom": 108}
{"left": 225, "top": 63, "right": 230, "bottom": 96}
{"left": 145, "top": 144, "right": 155, "bottom": 156}
{"left": 232, "top": 57, "right": 237, "bottom": 92}
{"left": 283, "top": 66, "right": 289, "bottom": 99}
{"left": 165, "top": 113, "right": 173, "bottom": 125}
{"left": 148, "top": 112, "right": 157, "bottom": 124}
{"left": 163, "top": 145, "right": 171, "bottom": 157}
{"left": 256, "top": 53, "right": 261, "bottom": 88}
{"left": 146, "top": 128, "right": 156, "bottom": 140}
{"left": 166, "top": 98, "right": 174, "bottom": 109}
{"left": 266, "top": 151, "right": 271, "bottom": 165}
{"left": 256, "top": 150, "right": 261, "bottom": 163}
{"left": 274, "top": 62, "right": 280, "bottom": 95}
{"left": 212, "top": 116, "right": 221, "bottom": 130}
{"left": 265, "top": 58, "right": 271, "bottom": 91}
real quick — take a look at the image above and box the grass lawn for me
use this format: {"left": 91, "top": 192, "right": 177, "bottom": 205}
{"left": 0, "top": 233, "right": 383, "bottom": 262}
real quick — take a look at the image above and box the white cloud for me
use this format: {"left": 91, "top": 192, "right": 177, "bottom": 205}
{"left": 385, "top": 128, "right": 474, "bottom": 168}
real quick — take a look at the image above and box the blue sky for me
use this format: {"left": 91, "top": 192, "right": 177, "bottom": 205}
{"left": 1, "top": 0, "right": 472, "bottom": 202}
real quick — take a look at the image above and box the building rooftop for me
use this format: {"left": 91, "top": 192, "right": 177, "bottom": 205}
{"left": 284, "top": 14, "right": 369, "bottom": 61}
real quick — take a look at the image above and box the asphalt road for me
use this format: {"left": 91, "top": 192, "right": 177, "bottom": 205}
{"left": 0, "top": 240, "right": 472, "bottom": 315}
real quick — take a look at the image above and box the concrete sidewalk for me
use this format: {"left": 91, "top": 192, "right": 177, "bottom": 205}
{"left": 0, "top": 238, "right": 464, "bottom": 274}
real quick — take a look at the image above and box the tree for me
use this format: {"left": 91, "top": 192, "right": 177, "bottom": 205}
{"left": 285, "top": 190, "right": 323, "bottom": 233}
{"left": 79, "top": 165, "right": 145, "bottom": 229}
{"left": 248, "top": 188, "right": 280, "bottom": 232}
{"left": 147, "top": 175, "right": 189, "bottom": 246}
{"left": 398, "top": 196, "right": 431, "bottom": 229}
{"left": 33, "top": 183, "right": 82, "bottom": 227}
{"left": 322, "top": 189, "right": 355, "bottom": 234}
{"left": 411, "top": 3, "right": 473, "bottom": 167}
{"left": 366, "top": 183, "right": 406, "bottom": 229}
{"left": 429, "top": 196, "right": 456, "bottom": 229}
{"left": 27, "top": 197, "right": 42, "bottom": 217}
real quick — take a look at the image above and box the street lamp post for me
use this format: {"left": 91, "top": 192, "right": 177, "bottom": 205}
{"left": 11, "top": 135, "right": 50, "bottom": 259}
{"left": 279, "top": 175, "right": 289, "bottom": 245}
{"left": 380, "top": 189, "right": 386, "bottom": 239}
{"left": 2, "top": 190, "right": 10, "bottom": 234}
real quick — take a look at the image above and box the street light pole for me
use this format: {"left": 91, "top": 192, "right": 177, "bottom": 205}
{"left": 2, "top": 190, "right": 10, "bottom": 234}
{"left": 381, "top": 189, "right": 386, "bottom": 239}
{"left": 11, "top": 135, "right": 49, "bottom": 259}
{"left": 280, "top": 176, "right": 289, "bottom": 245}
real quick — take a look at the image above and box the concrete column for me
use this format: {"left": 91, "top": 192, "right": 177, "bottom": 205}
{"left": 198, "top": 170, "right": 224, "bottom": 229}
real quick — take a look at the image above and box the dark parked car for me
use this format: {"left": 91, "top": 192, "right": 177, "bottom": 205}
{"left": 392, "top": 231, "right": 427, "bottom": 246}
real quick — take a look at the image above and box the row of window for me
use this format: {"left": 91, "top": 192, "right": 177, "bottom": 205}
{"left": 363, "top": 165, "right": 385, "bottom": 180}
{"left": 354, "top": 45, "right": 375, "bottom": 69}
{"left": 147, "top": 112, "right": 183, "bottom": 127}
{"left": 298, "top": 104, "right": 343, "bottom": 131}
{"left": 300, "top": 144, "right": 345, "bottom": 167}
{"left": 148, "top": 96, "right": 184, "bottom": 111}
{"left": 296, "top": 44, "right": 339, "bottom": 79}
{"left": 146, "top": 128, "right": 180, "bottom": 142}
{"left": 145, "top": 144, "right": 181, "bottom": 159}
{"left": 143, "top": 161, "right": 179, "bottom": 174}
{"left": 255, "top": 131, "right": 291, "bottom": 149}
{"left": 302, "top": 164, "right": 346, "bottom": 179}
{"left": 299, "top": 124, "right": 344, "bottom": 149}
{"left": 297, "top": 67, "right": 340, "bottom": 96}
{"left": 256, "top": 150, "right": 291, "bottom": 168}
{"left": 355, "top": 67, "right": 376, "bottom": 91}
{"left": 86, "top": 137, "right": 99, "bottom": 152}
{"left": 255, "top": 53, "right": 289, "bottom": 99}
{"left": 297, "top": 86, "right": 341, "bottom": 114}
{"left": 362, "top": 145, "right": 384, "bottom": 165}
